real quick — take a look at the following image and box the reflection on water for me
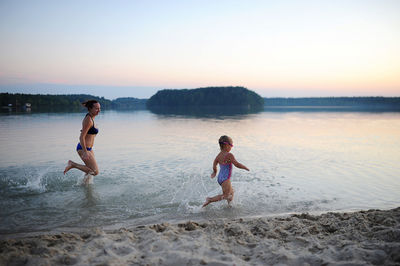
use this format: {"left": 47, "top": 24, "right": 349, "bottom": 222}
{"left": 264, "top": 106, "right": 400, "bottom": 112}
{"left": 0, "top": 110, "right": 400, "bottom": 234}
{"left": 148, "top": 105, "right": 263, "bottom": 117}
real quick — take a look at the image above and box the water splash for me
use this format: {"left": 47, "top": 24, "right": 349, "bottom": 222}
{"left": 24, "top": 166, "right": 50, "bottom": 193}
{"left": 76, "top": 173, "right": 94, "bottom": 186}
{"left": 0, "top": 165, "right": 80, "bottom": 196}
{"left": 170, "top": 171, "right": 210, "bottom": 213}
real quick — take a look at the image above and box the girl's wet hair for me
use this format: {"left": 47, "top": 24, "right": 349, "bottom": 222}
{"left": 82, "top": 100, "right": 99, "bottom": 110}
{"left": 219, "top": 135, "right": 231, "bottom": 150}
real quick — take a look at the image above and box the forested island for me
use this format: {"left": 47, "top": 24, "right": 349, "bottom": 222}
{"left": 146, "top": 87, "right": 264, "bottom": 110}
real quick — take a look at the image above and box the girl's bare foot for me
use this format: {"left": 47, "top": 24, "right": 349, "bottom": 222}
{"left": 64, "top": 160, "right": 73, "bottom": 175}
{"left": 202, "top": 197, "right": 211, "bottom": 208}
{"left": 226, "top": 194, "right": 233, "bottom": 207}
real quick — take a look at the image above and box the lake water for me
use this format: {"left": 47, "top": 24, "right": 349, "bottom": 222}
{"left": 1, "top": 110, "right": 400, "bottom": 235}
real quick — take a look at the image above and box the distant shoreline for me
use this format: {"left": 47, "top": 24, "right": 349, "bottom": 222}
{"left": 1, "top": 92, "right": 400, "bottom": 112}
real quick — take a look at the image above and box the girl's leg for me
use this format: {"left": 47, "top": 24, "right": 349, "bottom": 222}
{"left": 202, "top": 194, "right": 224, "bottom": 207}
{"left": 202, "top": 179, "right": 234, "bottom": 207}
{"left": 221, "top": 179, "right": 234, "bottom": 204}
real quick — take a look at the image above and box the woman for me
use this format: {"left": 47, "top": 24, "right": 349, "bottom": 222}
{"left": 64, "top": 100, "right": 101, "bottom": 184}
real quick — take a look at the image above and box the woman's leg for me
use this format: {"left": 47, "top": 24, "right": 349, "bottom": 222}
{"left": 79, "top": 150, "right": 99, "bottom": 176}
{"left": 64, "top": 150, "right": 99, "bottom": 175}
{"left": 64, "top": 160, "right": 94, "bottom": 175}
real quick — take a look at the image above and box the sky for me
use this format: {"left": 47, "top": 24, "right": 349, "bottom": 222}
{"left": 0, "top": 0, "right": 399, "bottom": 99}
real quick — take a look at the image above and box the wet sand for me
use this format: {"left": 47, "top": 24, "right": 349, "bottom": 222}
{"left": 1, "top": 207, "right": 399, "bottom": 265}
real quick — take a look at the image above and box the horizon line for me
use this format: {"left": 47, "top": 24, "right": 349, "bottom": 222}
{"left": 1, "top": 91, "right": 400, "bottom": 100}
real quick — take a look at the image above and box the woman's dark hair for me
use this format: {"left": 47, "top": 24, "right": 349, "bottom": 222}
{"left": 218, "top": 135, "right": 231, "bottom": 150}
{"left": 82, "top": 100, "right": 99, "bottom": 110}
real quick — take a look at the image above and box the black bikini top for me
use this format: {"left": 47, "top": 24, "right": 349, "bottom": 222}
{"left": 86, "top": 114, "right": 99, "bottom": 135}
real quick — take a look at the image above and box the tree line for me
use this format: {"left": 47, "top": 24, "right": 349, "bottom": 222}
{"left": 0, "top": 93, "right": 146, "bottom": 111}
{"left": 2, "top": 92, "right": 399, "bottom": 112}
{"left": 264, "top": 97, "right": 400, "bottom": 107}
{"left": 111, "top": 97, "right": 147, "bottom": 110}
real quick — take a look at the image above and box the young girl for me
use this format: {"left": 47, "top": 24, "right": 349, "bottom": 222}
{"left": 202, "top": 135, "right": 249, "bottom": 207}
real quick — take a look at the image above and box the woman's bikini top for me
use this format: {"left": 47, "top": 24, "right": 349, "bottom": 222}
{"left": 86, "top": 114, "right": 99, "bottom": 135}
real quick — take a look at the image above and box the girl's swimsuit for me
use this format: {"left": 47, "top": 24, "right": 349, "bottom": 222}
{"left": 76, "top": 114, "right": 98, "bottom": 151}
{"left": 217, "top": 153, "right": 232, "bottom": 185}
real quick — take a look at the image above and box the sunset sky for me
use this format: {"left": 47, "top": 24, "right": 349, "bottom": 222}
{"left": 0, "top": 0, "right": 399, "bottom": 99}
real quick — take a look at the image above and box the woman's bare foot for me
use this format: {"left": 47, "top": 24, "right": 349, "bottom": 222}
{"left": 64, "top": 160, "right": 74, "bottom": 175}
{"left": 202, "top": 197, "right": 211, "bottom": 208}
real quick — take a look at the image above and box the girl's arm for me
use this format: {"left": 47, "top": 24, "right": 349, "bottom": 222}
{"left": 229, "top": 154, "right": 250, "bottom": 171}
{"left": 79, "top": 117, "right": 92, "bottom": 159}
{"left": 211, "top": 157, "right": 218, "bottom": 178}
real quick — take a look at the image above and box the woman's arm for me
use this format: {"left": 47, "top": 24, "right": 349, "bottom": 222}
{"left": 229, "top": 154, "right": 250, "bottom": 171}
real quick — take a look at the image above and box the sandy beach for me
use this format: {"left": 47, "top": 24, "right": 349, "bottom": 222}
{"left": 1, "top": 207, "right": 399, "bottom": 265}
